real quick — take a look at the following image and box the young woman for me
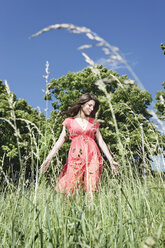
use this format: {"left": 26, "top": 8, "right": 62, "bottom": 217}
{"left": 41, "top": 93, "right": 119, "bottom": 194}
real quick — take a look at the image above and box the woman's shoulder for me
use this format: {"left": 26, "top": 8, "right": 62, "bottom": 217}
{"left": 89, "top": 117, "right": 95, "bottom": 123}
{"left": 90, "top": 117, "right": 100, "bottom": 128}
{"left": 62, "top": 117, "right": 73, "bottom": 126}
{"left": 65, "top": 117, "right": 74, "bottom": 120}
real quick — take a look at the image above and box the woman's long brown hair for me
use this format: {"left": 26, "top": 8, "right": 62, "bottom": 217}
{"left": 62, "top": 93, "right": 100, "bottom": 118}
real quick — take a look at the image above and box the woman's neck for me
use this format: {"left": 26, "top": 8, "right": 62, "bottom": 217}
{"left": 76, "top": 110, "right": 89, "bottom": 119}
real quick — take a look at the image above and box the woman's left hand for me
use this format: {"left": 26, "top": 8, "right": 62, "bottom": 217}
{"left": 111, "top": 161, "right": 120, "bottom": 176}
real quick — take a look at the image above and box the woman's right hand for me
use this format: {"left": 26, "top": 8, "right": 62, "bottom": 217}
{"left": 40, "top": 159, "right": 51, "bottom": 174}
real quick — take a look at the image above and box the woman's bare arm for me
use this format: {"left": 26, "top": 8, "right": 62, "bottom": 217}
{"left": 41, "top": 126, "right": 67, "bottom": 173}
{"left": 96, "top": 128, "right": 119, "bottom": 174}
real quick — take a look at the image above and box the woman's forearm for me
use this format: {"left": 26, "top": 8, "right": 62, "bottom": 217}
{"left": 46, "top": 137, "right": 65, "bottom": 160}
{"left": 96, "top": 129, "right": 114, "bottom": 165}
{"left": 99, "top": 140, "right": 114, "bottom": 165}
{"left": 46, "top": 127, "right": 66, "bottom": 161}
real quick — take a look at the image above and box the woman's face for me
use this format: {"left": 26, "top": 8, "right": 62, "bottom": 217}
{"left": 81, "top": 100, "right": 95, "bottom": 116}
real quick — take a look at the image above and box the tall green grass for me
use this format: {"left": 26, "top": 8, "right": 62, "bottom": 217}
{"left": 0, "top": 169, "right": 164, "bottom": 247}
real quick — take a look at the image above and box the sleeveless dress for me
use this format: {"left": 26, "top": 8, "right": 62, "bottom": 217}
{"left": 55, "top": 117, "right": 103, "bottom": 194}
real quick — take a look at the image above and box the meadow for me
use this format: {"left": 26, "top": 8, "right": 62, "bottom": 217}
{"left": 0, "top": 167, "right": 164, "bottom": 247}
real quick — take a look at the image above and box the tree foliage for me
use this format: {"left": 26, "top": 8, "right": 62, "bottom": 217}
{"left": 161, "top": 43, "right": 165, "bottom": 55}
{"left": 0, "top": 80, "right": 45, "bottom": 184}
{"left": 155, "top": 45, "right": 165, "bottom": 121}
{"left": 155, "top": 81, "right": 165, "bottom": 121}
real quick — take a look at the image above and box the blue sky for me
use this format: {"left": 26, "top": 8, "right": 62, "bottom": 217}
{"left": 0, "top": 0, "right": 165, "bottom": 114}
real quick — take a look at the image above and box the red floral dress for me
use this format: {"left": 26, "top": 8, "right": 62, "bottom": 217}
{"left": 55, "top": 117, "right": 103, "bottom": 193}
